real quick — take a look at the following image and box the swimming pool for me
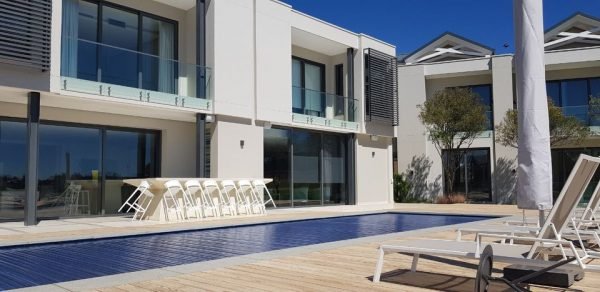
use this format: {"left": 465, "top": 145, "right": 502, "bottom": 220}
{"left": 0, "top": 212, "right": 491, "bottom": 289}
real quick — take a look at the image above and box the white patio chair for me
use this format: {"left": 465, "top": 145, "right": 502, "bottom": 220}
{"left": 238, "top": 180, "right": 265, "bottom": 214}
{"left": 64, "top": 183, "right": 82, "bottom": 215}
{"left": 185, "top": 180, "right": 219, "bottom": 218}
{"left": 221, "top": 180, "right": 251, "bottom": 215}
{"left": 118, "top": 181, "right": 151, "bottom": 213}
{"left": 373, "top": 154, "right": 600, "bottom": 283}
{"left": 163, "top": 180, "right": 187, "bottom": 221}
{"left": 203, "top": 180, "right": 236, "bottom": 216}
{"left": 252, "top": 180, "right": 276, "bottom": 208}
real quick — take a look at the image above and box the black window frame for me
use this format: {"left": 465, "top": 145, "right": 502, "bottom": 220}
{"left": 441, "top": 147, "right": 492, "bottom": 202}
{"left": 291, "top": 56, "right": 326, "bottom": 117}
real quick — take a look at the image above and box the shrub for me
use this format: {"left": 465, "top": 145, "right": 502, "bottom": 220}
{"left": 435, "top": 193, "right": 466, "bottom": 204}
{"left": 393, "top": 173, "right": 410, "bottom": 203}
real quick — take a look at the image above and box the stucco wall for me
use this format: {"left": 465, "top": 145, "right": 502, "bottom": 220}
{"left": 355, "top": 135, "right": 393, "bottom": 206}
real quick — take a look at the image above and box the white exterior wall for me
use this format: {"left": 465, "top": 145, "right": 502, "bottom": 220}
{"left": 211, "top": 117, "right": 264, "bottom": 178}
{"left": 355, "top": 135, "right": 394, "bottom": 206}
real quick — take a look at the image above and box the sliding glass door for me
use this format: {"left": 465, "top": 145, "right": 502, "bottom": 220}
{"left": 291, "top": 57, "right": 325, "bottom": 117}
{"left": 264, "top": 127, "right": 350, "bottom": 207}
{"left": 0, "top": 121, "right": 27, "bottom": 221}
{"left": 442, "top": 148, "right": 492, "bottom": 202}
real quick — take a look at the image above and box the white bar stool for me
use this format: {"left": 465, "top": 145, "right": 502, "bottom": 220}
{"left": 253, "top": 180, "right": 276, "bottom": 208}
{"left": 221, "top": 180, "right": 251, "bottom": 215}
{"left": 203, "top": 180, "right": 236, "bottom": 216}
{"left": 164, "top": 180, "right": 187, "bottom": 221}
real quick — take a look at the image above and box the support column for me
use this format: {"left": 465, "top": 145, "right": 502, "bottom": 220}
{"left": 196, "top": 113, "right": 206, "bottom": 177}
{"left": 347, "top": 134, "right": 356, "bottom": 205}
{"left": 196, "top": 0, "right": 207, "bottom": 99}
{"left": 25, "top": 92, "right": 40, "bottom": 226}
{"left": 346, "top": 48, "right": 355, "bottom": 121}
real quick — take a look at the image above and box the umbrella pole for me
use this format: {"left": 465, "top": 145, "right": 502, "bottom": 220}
{"left": 539, "top": 209, "right": 545, "bottom": 227}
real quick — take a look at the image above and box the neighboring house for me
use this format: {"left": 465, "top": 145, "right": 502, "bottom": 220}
{"left": 0, "top": 0, "right": 398, "bottom": 223}
{"left": 397, "top": 13, "right": 600, "bottom": 203}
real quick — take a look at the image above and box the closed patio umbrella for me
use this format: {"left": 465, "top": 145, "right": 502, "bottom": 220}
{"left": 514, "top": 0, "right": 553, "bottom": 223}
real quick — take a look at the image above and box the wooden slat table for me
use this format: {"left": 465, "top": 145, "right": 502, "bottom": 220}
{"left": 123, "top": 178, "right": 273, "bottom": 222}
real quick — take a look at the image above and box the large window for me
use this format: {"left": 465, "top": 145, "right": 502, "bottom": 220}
{"left": 264, "top": 127, "right": 349, "bottom": 207}
{"left": 0, "top": 120, "right": 163, "bottom": 221}
{"left": 61, "top": 0, "right": 177, "bottom": 93}
{"left": 546, "top": 77, "right": 600, "bottom": 126}
{"left": 292, "top": 57, "right": 326, "bottom": 117}
{"left": 0, "top": 120, "right": 27, "bottom": 221}
{"left": 452, "top": 84, "right": 493, "bottom": 130}
{"left": 442, "top": 148, "right": 492, "bottom": 202}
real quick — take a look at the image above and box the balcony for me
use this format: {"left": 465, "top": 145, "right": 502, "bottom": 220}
{"left": 59, "top": 37, "right": 211, "bottom": 111}
{"left": 292, "top": 86, "right": 358, "bottom": 131}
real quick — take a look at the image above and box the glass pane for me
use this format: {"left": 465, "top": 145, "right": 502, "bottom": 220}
{"left": 546, "top": 81, "right": 560, "bottom": 106}
{"left": 292, "top": 59, "right": 302, "bottom": 113}
{"left": 464, "top": 149, "right": 492, "bottom": 202}
{"left": 100, "top": 6, "right": 139, "bottom": 88}
{"left": 293, "top": 130, "right": 321, "bottom": 206}
{"left": 103, "top": 130, "right": 158, "bottom": 214}
{"left": 76, "top": 0, "right": 98, "bottom": 80}
{"left": 38, "top": 125, "right": 101, "bottom": 218}
{"left": 323, "top": 134, "right": 346, "bottom": 205}
{"left": 470, "top": 85, "right": 493, "bottom": 130}
{"left": 304, "top": 63, "right": 324, "bottom": 116}
{"left": 591, "top": 78, "right": 600, "bottom": 126}
{"left": 141, "top": 16, "right": 176, "bottom": 93}
{"left": 0, "top": 121, "right": 26, "bottom": 221}
{"left": 264, "top": 128, "right": 291, "bottom": 207}
{"left": 561, "top": 79, "right": 589, "bottom": 124}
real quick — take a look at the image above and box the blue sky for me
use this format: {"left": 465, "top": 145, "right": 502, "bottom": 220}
{"left": 282, "top": 0, "right": 600, "bottom": 56}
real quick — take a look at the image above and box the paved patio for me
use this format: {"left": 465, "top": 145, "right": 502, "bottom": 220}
{"left": 4, "top": 204, "right": 598, "bottom": 291}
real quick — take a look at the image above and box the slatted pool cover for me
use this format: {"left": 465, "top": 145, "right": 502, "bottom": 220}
{"left": 0, "top": 213, "right": 490, "bottom": 289}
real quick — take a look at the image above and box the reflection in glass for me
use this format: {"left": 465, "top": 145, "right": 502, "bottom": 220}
{"left": 293, "top": 131, "right": 321, "bottom": 206}
{"left": 552, "top": 148, "right": 600, "bottom": 203}
{"left": 264, "top": 128, "right": 291, "bottom": 207}
{"left": 323, "top": 134, "right": 346, "bottom": 204}
{"left": 100, "top": 5, "right": 139, "bottom": 88}
{"left": 141, "top": 16, "right": 176, "bottom": 93}
{"left": 104, "top": 130, "right": 158, "bottom": 214}
{"left": 38, "top": 125, "right": 101, "bottom": 218}
{"left": 443, "top": 148, "right": 492, "bottom": 202}
{"left": 467, "top": 85, "right": 493, "bottom": 130}
{"left": 0, "top": 121, "right": 26, "bottom": 221}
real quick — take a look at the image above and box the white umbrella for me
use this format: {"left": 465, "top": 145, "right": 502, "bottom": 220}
{"left": 514, "top": 0, "right": 553, "bottom": 223}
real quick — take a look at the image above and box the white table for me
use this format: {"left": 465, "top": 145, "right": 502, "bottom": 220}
{"left": 123, "top": 178, "right": 272, "bottom": 222}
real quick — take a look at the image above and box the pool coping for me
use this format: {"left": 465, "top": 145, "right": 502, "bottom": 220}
{"left": 7, "top": 213, "right": 511, "bottom": 292}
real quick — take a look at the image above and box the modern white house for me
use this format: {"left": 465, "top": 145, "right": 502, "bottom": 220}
{"left": 0, "top": 0, "right": 398, "bottom": 224}
{"left": 396, "top": 12, "right": 600, "bottom": 203}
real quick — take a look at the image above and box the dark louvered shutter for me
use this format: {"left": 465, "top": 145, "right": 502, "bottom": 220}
{"left": 364, "top": 48, "right": 398, "bottom": 126}
{"left": 0, "top": 0, "right": 52, "bottom": 71}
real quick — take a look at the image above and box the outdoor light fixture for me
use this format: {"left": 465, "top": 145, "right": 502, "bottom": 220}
{"left": 240, "top": 140, "right": 245, "bottom": 149}
{"left": 205, "top": 115, "right": 215, "bottom": 123}
{"left": 372, "top": 151, "right": 375, "bottom": 157}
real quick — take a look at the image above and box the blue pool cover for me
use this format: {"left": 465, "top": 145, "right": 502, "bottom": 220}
{"left": 0, "top": 212, "right": 491, "bottom": 289}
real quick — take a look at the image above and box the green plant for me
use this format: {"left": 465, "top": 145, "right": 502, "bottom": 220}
{"left": 496, "top": 99, "right": 590, "bottom": 148}
{"left": 393, "top": 173, "right": 410, "bottom": 203}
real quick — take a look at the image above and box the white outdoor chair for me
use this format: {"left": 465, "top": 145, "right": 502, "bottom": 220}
{"left": 221, "top": 180, "right": 251, "bottom": 215}
{"left": 238, "top": 180, "right": 265, "bottom": 214}
{"left": 118, "top": 181, "right": 151, "bottom": 213}
{"left": 117, "top": 181, "right": 154, "bottom": 221}
{"left": 163, "top": 180, "right": 187, "bottom": 221}
{"left": 203, "top": 180, "right": 236, "bottom": 216}
{"left": 185, "top": 180, "right": 218, "bottom": 218}
{"left": 64, "top": 183, "right": 82, "bottom": 215}
{"left": 253, "top": 180, "right": 276, "bottom": 208}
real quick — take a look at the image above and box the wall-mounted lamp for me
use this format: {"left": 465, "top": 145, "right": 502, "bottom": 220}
{"left": 205, "top": 115, "right": 215, "bottom": 123}
{"left": 372, "top": 151, "right": 375, "bottom": 158}
{"left": 370, "top": 135, "right": 379, "bottom": 142}
{"left": 240, "top": 140, "right": 245, "bottom": 149}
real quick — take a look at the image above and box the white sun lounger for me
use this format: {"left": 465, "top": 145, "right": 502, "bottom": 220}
{"left": 456, "top": 155, "right": 600, "bottom": 241}
{"left": 373, "top": 154, "right": 600, "bottom": 283}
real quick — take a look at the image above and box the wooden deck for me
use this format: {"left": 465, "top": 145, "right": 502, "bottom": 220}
{"left": 3, "top": 204, "right": 600, "bottom": 291}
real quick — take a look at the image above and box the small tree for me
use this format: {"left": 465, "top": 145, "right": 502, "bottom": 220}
{"left": 418, "top": 87, "right": 487, "bottom": 195}
{"left": 496, "top": 99, "right": 590, "bottom": 148}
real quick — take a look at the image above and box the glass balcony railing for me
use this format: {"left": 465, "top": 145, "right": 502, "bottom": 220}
{"left": 59, "top": 37, "right": 211, "bottom": 109}
{"left": 292, "top": 86, "right": 356, "bottom": 123}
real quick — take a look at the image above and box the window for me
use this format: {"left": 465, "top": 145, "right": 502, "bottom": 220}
{"left": 0, "top": 120, "right": 27, "bottom": 221}
{"left": 452, "top": 84, "right": 493, "bottom": 130}
{"left": 264, "top": 127, "right": 350, "bottom": 207}
{"left": 551, "top": 148, "right": 600, "bottom": 204}
{"left": 61, "top": 0, "right": 177, "bottom": 93}
{"left": 291, "top": 57, "right": 326, "bottom": 117}
{"left": 545, "top": 77, "right": 600, "bottom": 126}
{"left": 34, "top": 121, "right": 160, "bottom": 219}
{"left": 442, "top": 148, "right": 492, "bottom": 202}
